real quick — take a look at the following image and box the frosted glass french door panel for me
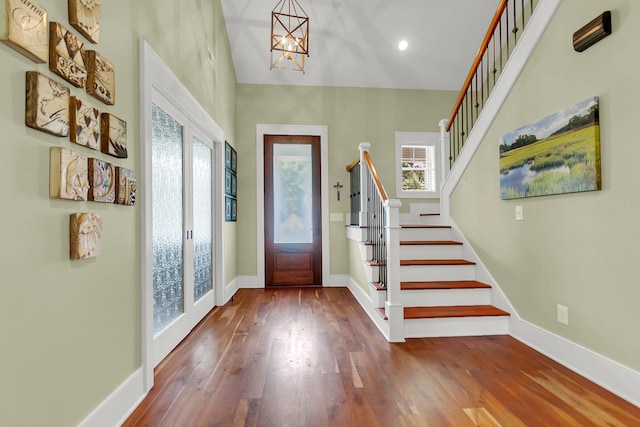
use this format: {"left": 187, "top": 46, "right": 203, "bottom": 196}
{"left": 273, "top": 143, "right": 313, "bottom": 244}
{"left": 192, "top": 136, "right": 212, "bottom": 302}
{"left": 152, "top": 104, "right": 184, "bottom": 335}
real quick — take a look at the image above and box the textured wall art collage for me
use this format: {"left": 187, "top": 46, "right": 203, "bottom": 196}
{"left": 1, "top": 0, "right": 135, "bottom": 260}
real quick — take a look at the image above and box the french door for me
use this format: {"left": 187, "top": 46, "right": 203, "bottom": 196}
{"left": 150, "top": 95, "right": 215, "bottom": 366}
{"left": 264, "top": 135, "right": 322, "bottom": 286}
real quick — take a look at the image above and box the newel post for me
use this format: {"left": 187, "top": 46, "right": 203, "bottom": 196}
{"left": 438, "top": 119, "right": 452, "bottom": 223}
{"left": 358, "top": 142, "right": 370, "bottom": 227}
{"left": 384, "top": 198, "right": 404, "bottom": 342}
{"left": 439, "top": 119, "right": 451, "bottom": 184}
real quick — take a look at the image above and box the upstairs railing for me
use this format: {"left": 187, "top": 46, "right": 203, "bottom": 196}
{"left": 445, "top": 0, "right": 537, "bottom": 167}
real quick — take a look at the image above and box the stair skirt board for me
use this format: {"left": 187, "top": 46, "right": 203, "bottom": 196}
{"left": 399, "top": 288, "right": 491, "bottom": 307}
{"left": 363, "top": 264, "right": 378, "bottom": 283}
{"left": 358, "top": 241, "right": 371, "bottom": 260}
{"left": 403, "top": 316, "right": 510, "bottom": 338}
{"left": 369, "top": 282, "right": 386, "bottom": 308}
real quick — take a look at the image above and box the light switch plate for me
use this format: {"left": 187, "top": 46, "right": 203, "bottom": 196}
{"left": 330, "top": 212, "right": 343, "bottom": 222}
{"left": 515, "top": 205, "right": 524, "bottom": 221}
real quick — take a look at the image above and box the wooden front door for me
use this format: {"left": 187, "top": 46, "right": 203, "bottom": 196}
{"left": 264, "top": 135, "right": 322, "bottom": 286}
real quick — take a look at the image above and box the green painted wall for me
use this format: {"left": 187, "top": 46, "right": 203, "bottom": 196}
{"left": 0, "top": 0, "right": 236, "bottom": 425}
{"left": 452, "top": 0, "right": 640, "bottom": 371}
{"left": 236, "top": 84, "right": 456, "bottom": 277}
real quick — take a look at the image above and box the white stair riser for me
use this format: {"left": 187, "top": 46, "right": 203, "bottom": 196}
{"left": 403, "top": 316, "right": 509, "bottom": 338}
{"left": 400, "top": 289, "right": 490, "bottom": 307}
{"left": 400, "top": 228, "right": 452, "bottom": 241}
{"left": 400, "top": 264, "right": 476, "bottom": 281}
{"left": 399, "top": 213, "right": 441, "bottom": 225}
{"left": 400, "top": 245, "right": 462, "bottom": 260}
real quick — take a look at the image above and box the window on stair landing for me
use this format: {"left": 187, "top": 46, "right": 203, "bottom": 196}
{"left": 395, "top": 131, "right": 441, "bottom": 198}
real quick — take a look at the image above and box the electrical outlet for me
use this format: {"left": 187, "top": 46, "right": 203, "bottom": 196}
{"left": 557, "top": 305, "right": 569, "bottom": 325}
{"left": 515, "top": 205, "right": 524, "bottom": 221}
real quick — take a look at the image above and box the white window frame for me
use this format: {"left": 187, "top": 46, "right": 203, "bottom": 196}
{"left": 395, "top": 131, "right": 440, "bottom": 198}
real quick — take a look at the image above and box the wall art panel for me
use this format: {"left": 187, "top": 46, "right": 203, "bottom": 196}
{"left": 26, "top": 71, "right": 70, "bottom": 137}
{"left": 69, "top": 96, "right": 99, "bottom": 150}
{"left": 85, "top": 50, "right": 114, "bottom": 105}
{"left": 88, "top": 157, "right": 115, "bottom": 202}
{"left": 69, "top": 212, "right": 102, "bottom": 260}
{"left": 49, "top": 21, "right": 86, "bottom": 88}
{"left": 499, "top": 97, "right": 601, "bottom": 199}
{"left": 50, "top": 146, "right": 89, "bottom": 201}
{"left": 68, "top": 0, "right": 101, "bottom": 44}
{"left": 0, "top": 0, "right": 48, "bottom": 62}
{"left": 100, "top": 113, "right": 127, "bottom": 158}
{"left": 115, "top": 166, "right": 136, "bottom": 206}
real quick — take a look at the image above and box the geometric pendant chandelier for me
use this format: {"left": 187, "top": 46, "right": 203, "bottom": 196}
{"left": 270, "top": 0, "right": 309, "bottom": 73}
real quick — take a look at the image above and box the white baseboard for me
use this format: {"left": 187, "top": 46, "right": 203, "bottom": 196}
{"left": 511, "top": 318, "right": 640, "bottom": 408}
{"left": 236, "top": 275, "right": 263, "bottom": 289}
{"left": 77, "top": 368, "right": 146, "bottom": 427}
{"left": 323, "top": 274, "right": 349, "bottom": 287}
{"left": 346, "top": 276, "right": 390, "bottom": 341}
{"left": 448, "top": 220, "right": 640, "bottom": 408}
{"left": 222, "top": 277, "right": 241, "bottom": 304}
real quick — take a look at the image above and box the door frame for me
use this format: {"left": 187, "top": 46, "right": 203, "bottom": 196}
{"left": 140, "top": 40, "right": 225, "bottom": 392}
{"left": 256, "top": 124, "right": 329, "bottom": 287}
{"left": 264, "top": 135, "right": 322, "bottom": 286}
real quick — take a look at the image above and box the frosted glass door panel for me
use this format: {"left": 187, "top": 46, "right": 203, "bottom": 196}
{"left": 273, "top": 143, "right": 313, "bottom": 244}
{"left": 152, "top": 104, "right": 184, "bottom": 335}
{"left": 193, "top": 137, "right": 212, "bottom": 302}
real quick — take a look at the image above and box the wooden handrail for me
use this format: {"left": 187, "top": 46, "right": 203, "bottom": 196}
{"left": 445, "top": 0, "right": 508, "bottom": 131}
{"left": 363, "top": 151, "right": 388, "bottom": 202}
{"left": 345, "top": 156, "right": 360, "bottom": 172}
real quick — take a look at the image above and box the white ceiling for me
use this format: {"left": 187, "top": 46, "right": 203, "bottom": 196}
{"left": 221, "top": 0, "right": 501, "bottom": 91}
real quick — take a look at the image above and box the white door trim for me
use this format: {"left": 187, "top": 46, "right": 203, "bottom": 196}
{"left": 140, "top": 40, "right": 225, "bottom": 392}
{"left": 256, "top": 124, "right": 329, "bottom": 287}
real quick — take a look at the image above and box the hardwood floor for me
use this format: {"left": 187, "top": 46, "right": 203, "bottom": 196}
{"left": 124, "top": 288, "right": 640, "bottom": 426}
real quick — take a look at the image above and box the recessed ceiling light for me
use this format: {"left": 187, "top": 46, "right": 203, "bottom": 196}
{"left": 398, "top": 40, "right": 408, "bottom": 51}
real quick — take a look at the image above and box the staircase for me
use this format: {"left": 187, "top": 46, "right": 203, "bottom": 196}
{"left": 359, "top": 210, "right": 509, "bottom": 339}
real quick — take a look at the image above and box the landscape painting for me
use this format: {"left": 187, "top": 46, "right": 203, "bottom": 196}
{"left": 499, "top": 97, "right": 601, "bottom": 200}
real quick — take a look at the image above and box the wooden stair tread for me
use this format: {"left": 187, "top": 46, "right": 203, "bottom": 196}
{"left": 400, "top": 259, "right": 476, "bottom": 266}
{"left": 401, "top": 280, "right": 491, "bottom": 290}
{"left": 377, "top": 305, "right": 509, "bottom": 319}
{"left": 369, "top": 282, "right": 385, "bottom": 291}
{"left": 375, "top": 307, "right": 388, "bottom": 320}
{"left": 400, "top": 224, "right": 451, "bottom": 229}
{"left": 400, "top": 240, "right": 462, "bottom": 246}
{"left": 364, "top": 260, "right": 386, "bottom": 267}
{"left": 404, "top": 305, "right": 510, "bottom": 319}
